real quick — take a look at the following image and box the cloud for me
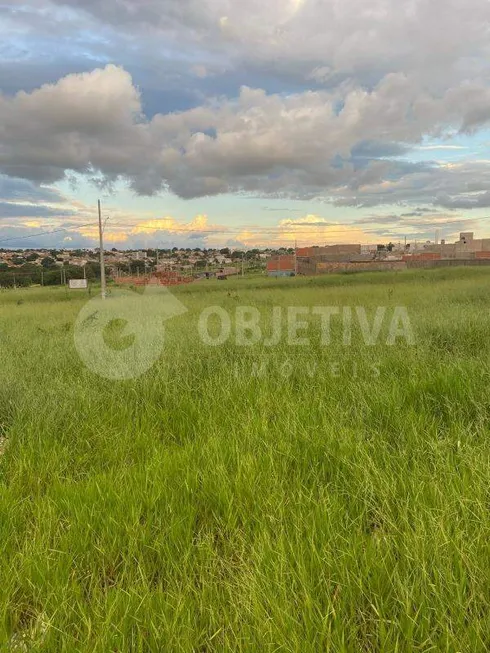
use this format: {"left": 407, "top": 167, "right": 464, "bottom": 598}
{"left": 0, "top": 175, "right": 64, "bottom": 203}
{"left": 354, "top": 215, "right": 402, "bottom": 226}
{"left": 346, "top": 210, "right": 484, "bottom": 243}
{"left": 0, "top": 65, "right": 143, "bottom": 183}
{"left": 262, "top": 206, "right": 303, "bottom": 212}
{"left": 400, "top": 208, "right": 438, "bottom": 217}
{"left": 129, "top": 214, "right": 222, "bottom": 236}
{"left": 45, "top": 0, "right": 489, "bottom": 88}
{"left": 2, "top": 63, "right": 490, "bottom": 208}
{"left": 229, "top": 214, "right": 377, "bottom": 248}
{"left": 0, "top": 201, "right": 75, "bottom": 219}
{"left": 417, "top": 145, "right": 468, "bottom": 151}
{"left": 73, "top": 212, "right": 226, "bottom": 246}
{"left": 332, "top": 161, "right": 490, "bottom": 208}
{"left": 192, "top": 65, "right": 209, "bottom": 79}
{"left": 0, "top": 1, "right": 490, "bottom": 214}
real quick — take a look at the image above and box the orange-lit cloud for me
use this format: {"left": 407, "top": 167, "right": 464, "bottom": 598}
{"left": 230, "top": 215, "right": 376, "bottom": 248}
{"left": 130, "top": 214, "right": 221, "bottom": 236}
{"left": 23, "top": 220, "right": 43, "bottom": 228}
{"left": 72, "top": 213, "right": 225, "bottom": 245}
{"left": 78, "top": 225, "right": 129, "bottom": 243}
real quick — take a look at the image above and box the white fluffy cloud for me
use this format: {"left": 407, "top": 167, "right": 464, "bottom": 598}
{"left": 0, "top": 66, "right": 145, "bottom": 183}
{"left": 1, "top": 63, "right": 490, "bottom": 205}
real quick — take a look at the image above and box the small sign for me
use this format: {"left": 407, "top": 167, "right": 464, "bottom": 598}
{"left": 69, "top": 279, "right": 88, "bottom": 289}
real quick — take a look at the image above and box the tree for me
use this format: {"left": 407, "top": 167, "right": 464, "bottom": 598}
{"left": 41, "top": 256, "right": 56, "bottom": 268}
{"left": 17, "top": 263, "right": 42, "bottom": 284}
{"left": 42, "top": 269, "right": 63, "bottom": 285}
{"left": 64, "top": 264, "right": 88, "bottom": 281}
{"left": 129, "top": 259, "right": 146, "bottom": 272}
{"left": 84, "top": 262, "right": 99, "bottom": 279}
{"left": 0, "top": 271, "right": 17, "bottom": 288}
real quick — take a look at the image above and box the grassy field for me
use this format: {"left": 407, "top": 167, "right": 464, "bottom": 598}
{"left": 0, "top": 267, "right": 489, "bottom": 651}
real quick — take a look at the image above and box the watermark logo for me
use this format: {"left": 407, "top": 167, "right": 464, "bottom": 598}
{"left": 232, "top": 358, "right": 382, "bottom": 380}
{"left": 75, "top": 297, "right": 414, "bottom": 380}
{"left": 198, "top": 305, "right": 415, "bottom": 347}
{"left": 74, "top": 286, "right": 187, "bottom": 380}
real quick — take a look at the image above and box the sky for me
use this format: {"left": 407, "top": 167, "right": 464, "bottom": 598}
{"left": 1, "top": 0, "right": 490, "bottom": 249}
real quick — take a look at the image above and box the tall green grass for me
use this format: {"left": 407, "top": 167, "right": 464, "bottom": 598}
{"left": 0, "top": 267, "right": 489, "bottom": 651}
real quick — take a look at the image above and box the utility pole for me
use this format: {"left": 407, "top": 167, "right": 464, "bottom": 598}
{"left": 294, "top": 240, "right": 298, "bottom": 276}
{"left": 242, "top": 252, "right": 245, "bottom": 278}
{"left": 41, "top": 270, "right": 44, "bottom": 286}
{"left": 98, "top": 199, "right": 107, "bottom": 299}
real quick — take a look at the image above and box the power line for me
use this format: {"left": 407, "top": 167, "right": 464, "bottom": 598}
{"left": 0, "top": 221, "right": 96, "bottom": 246}
{"left": 0, "top": 223, "right": 382, "bottom": 246}
{"left": 1, "top": 213, "right": 489, "bottom": 247}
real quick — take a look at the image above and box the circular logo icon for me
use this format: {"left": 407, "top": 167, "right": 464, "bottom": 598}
{"left": 74, "top": 286, "right": 187, "bottom": 380}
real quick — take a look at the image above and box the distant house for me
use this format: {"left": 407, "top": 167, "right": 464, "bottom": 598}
{"left": 428, "top": 232, "right": 490, "bottom": 259}
{"left": 267, "top": 255, "right": 296, "bottom": 277}
{"left": 219, "top": 267, "right": 239, "bottom": 276}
